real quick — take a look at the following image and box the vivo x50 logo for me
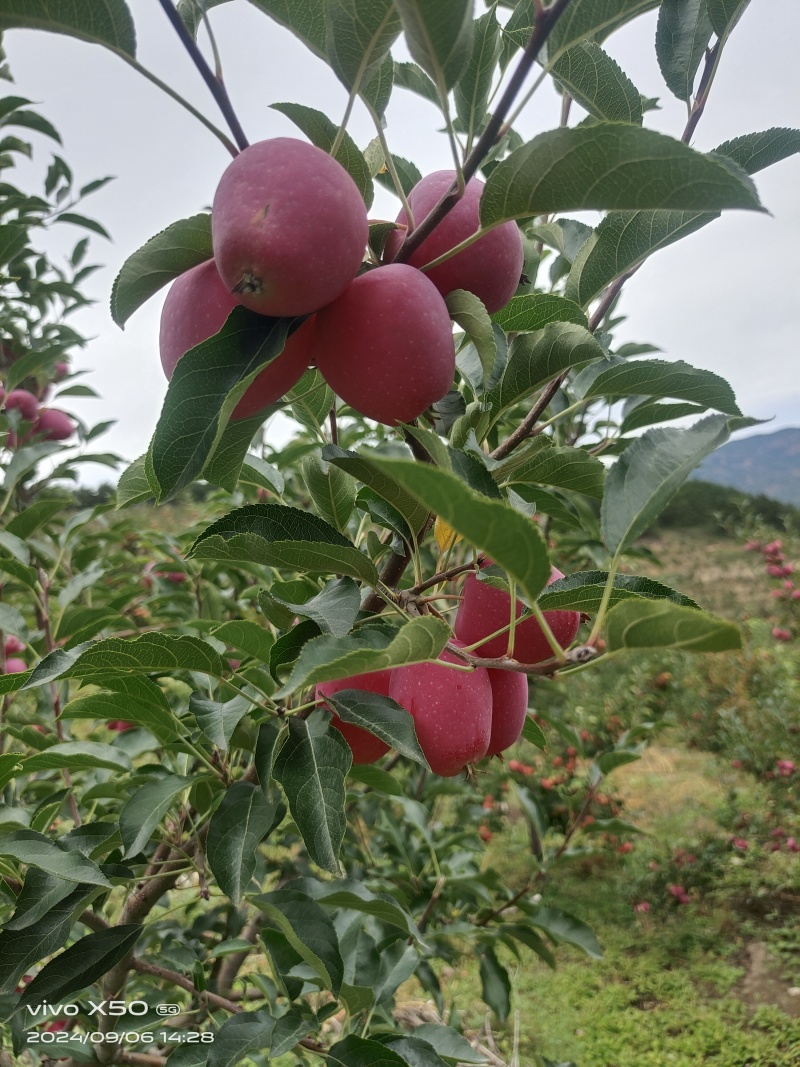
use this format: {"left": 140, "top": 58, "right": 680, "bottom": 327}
{"left": 27, "top": 1000, "right": 180, "bottom": 1017}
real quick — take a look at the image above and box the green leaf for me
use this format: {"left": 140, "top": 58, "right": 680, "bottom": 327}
{"left": 706, "top": 0, "right": 751, "bottom": 40}
{"left": 287, "top": 367, "right": 336, "bottom": 434}
{"left": 546, "top": 0, "right": 660, "bottom": 66}
{"left": 4, "top": 497, "right": 65, "bottom": 540}
{"left": 322, "top": 446, "right": 430, "bottom": 535}
{"left": 119, "top": 775, "right": 192, "bottom": 859}
{"left": 270, "top": 102, "right": 374, "bottom": 208}
{"left": 190, "top": 693, "right": 251, "bottom": 751}
{"left": 0, "top": 752, "right": 25, "bottom": 790}
{"left": 551, "top": 41, "right": 642, "bottom": 123}
{"left": 491, "top": 292, "right": 587, "bottom": 333}
{"left": 393, "top": 0, "right": 473, "bottom": 93}
{"left": 0, "top": 602, "right": 26, "bottom": 640}
{"left": 256, "top": 890, "right": 344, "bottom": 993}
{"left": 361, "top": 49, "right": 394, "bottom": 119}
{"left": 714, "top": 127, "right": 800, "bottom": 173}
{"left": 375, "top": 152, "right": 424, "bottom": 199}
{"left": 4, "top": 869, "right": 76, "bottom": 931}
{"left": 488, "top": 322, "right": 606, "bottom": 415}
{"left": 272, "top": 712, "right": 351, "bottom": 874}
{"left": 447, "top": 290, "right": 497, "bottom": 386}
{"left": 202, "top": 409, "right": 276, "bottom": 494}
{"left": 24, "top": 633, "right": 226, "bottom": 689}
{"left": 302, "top": 452, "right": 358, "bottom": 533}
{"left": 177, "top": 0, "right": 232, "bottom": 37}
{"left": 209, "top": 1011, "right": 275, "bottom": 1067}
{"left": 0, "top": 830, "right": 111, "bottom": 887}
{"left": 408, "top": 1024, "right": 486, "bottom": 1064}
{"left": 62, "top": 691, "right": 183, "bottom": 744}
{"left": 110, "top": 213, "right": 212, "bottom": 327}
{"left": 0, "top": 0, "right": 136, "bottom": 57}
{"left": 575, "top": 358, "right": 741, "bottom": 415}
{"left": 527, "top": 906, "right": 602, "bottom": 959}
{"left": 18, "top": 925, "right": 143, "bottom": 1009}
{"left": 327, "top": 1035, "right": 408, "bottom": 1066}
{"left": 480, "top": 124, "right": 764, "bottom": 225}
{"left": 521, "top": 717, "right": 546, "bottom": 749}
{"left": 601, "top": 414, "right": 744, "bottom": 554}
{"left": 619, "top": 400, "right": 708, "bottom": 436}
{"left": 273, "top": 577, "right": 361, "bottom": 638}
{"left": 347, "top": 764, "right": 405, "bottom": 795}
{"left": 275, "top": 616, "right": 450, "bottom": 698}
{"left": 210, "top": 620, "right": 274, "bottom": 662}
{"left": 655, "top": 0, "right": 713, "bottom": 102}
{"left": 207, "top": 781, "right": 279, "bottom": 904}
{"left": 494, "top": 437, "right": 606, "bottom": 499}
{"left": 367, "top": 456, "right": 551, "bottom": 605}
{"left": 249, "top": 0, "right": 327, "bottom": 57}
{"left": 55, "top": 211, "right": 109, "bottom": 238}
{"left": 454, "top": 5, "right": 500, "bottom": 143}
{"left": 116, "top": 455, "right": 152, "bottom": 507}
{"left": 239, "top": 454, "right": 285, "bottom": 495}
{"left": 325, "top": 690, "right": 429, "bottom": 766}
{"left": 393, "top": 59, "right": 440, "bottom": 106}
{"left": 538, "top": 571, "right": 698, "bottom": 612}
{"left": 604, "top": 599, "right": 742, "bottom": 653}
{"left": 293, "top": 878, "right": 420, "bottom": 936}
{"left": 22, "top": 741, "right": 132, "bottom": 774}
{"left": 189, "top": 502, "right": 377, "bottom": 584}
{"left": 479, "top": 947, "right": 511, "bottom": 1022}
{"left": 147, "top": 308, "right": 293, "bottom": 502}
{"left": 325, "top": 0, "right": 401, "bottom": 97}
{"left": 380, "top": 1037, "right": 450, "bottom": 1067}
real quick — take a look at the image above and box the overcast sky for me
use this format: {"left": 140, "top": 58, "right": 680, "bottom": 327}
{"left": 3, "top": 0, "right": 799, "bottom": 485}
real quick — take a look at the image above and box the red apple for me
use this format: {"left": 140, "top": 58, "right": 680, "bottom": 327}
{"left": 2, "top": 658, "right": 27, "bottom": 674}
{"left": 107, "top": 720, "right": 135, "bottom": 732}
{"left": 486, "top": 668, "right": 528, "bottom": 756}
{"left": 34, "top": 408, "right": 75, "bottom": 441}
{"left": 389, "top": 644, "right": 492, "bottom": 776}
{"left": 212, "top": 137, "right": 368, "bottom": 316}
{"left": 2, "top": 388, "right": 39, "bottom": 421}
{"left": 455, "top": 567, "right": 580, "bottom": 664}
{"left": 159, "top": 259, "right": 313, "bottom": 418}
{"left": 315, "top": 670, "right": 393, "bottom": 764}
{"left": 4, "top": 635, "right": 25, "bottom": 655}
{"left": 314, "top": 264, "right": 456, "bottom": 425}
{"left": 384, "top": 170, "right": 524, "bottom": 313}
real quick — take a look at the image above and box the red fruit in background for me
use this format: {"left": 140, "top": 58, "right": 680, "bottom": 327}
{"left": 2, "top": 657, "right": 27, "bottom": 673}
{"left": 107, "top": 720, "right": 135, "bottom": 732}
{"left": 479, "top": 825, "right": 493, "bottom": 842}
{"left": 159, "top": 260, "right": 313, "bottom": 418}
{"left": 2, "top": 388, "right": 39, "bottom": 421}
{"left": 4, "top": 635, "right": 25, "bottom": 655}
{"left": 485, "top": 668, "right": 528, "bottom": 756}
{"left": 383, "top": 170, "right": 524, "bottom": 313}
{"left": 455, "top": 567, "right": 580, "bottom": 664}
{"left": 315, "top": 264, "right": 455, "bottom": 425}
{"left": 389, "top": 644, "right": 492, "bottom": 776}
{"left": 212, "top": 137, "right": 368, "bottom": 316}
{"left": 164, "top": 571, "right": 187, "bottom": 584}
{"left": 54, "top": 361, "right": 70, "bottom": 380}
{"left": 315, "top": 670, "right": 393, "bottom": 764}
{"left": 35, "top": 408, "right": 75, "bottom": 441}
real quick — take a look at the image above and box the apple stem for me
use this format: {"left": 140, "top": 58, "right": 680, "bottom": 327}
{"left": 156, "top": 0, "right": 250, "bottom": 153}
{"left": 393, "top": 0, "right": 574, "bottom": 265}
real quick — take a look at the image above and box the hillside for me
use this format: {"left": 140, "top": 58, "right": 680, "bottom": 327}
{"left": 691, "top": 427, "right": 800, "bottom": 505}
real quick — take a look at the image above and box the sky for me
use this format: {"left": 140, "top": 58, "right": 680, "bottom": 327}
{"left": 3, "top": 0, "right": 799, "bottom": 486}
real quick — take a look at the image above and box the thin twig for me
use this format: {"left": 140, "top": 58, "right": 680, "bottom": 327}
{"left": 156, "top": 0, "right": 249, "bottom": 152}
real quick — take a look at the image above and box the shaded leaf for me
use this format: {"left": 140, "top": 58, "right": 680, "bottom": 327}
{"left": 18, "top": 926, "right": 143, "bottom": 1009}
{"left": 119, "top": 775, "right": 192, "bottom": 859}
{"left": 207, "top": 781, "right": 279, "bottom": 904}
{"left": 605, "top": 599, "right": 742, "bottom": 653}
{"left": 325, "top": 690, "right": 428, "bottom": 766}
{"left": 656, "top": 0, "right": 713, "bottom": 101}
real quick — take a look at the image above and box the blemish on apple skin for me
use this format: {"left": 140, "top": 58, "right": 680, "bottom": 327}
{"left": 233, "top": 272, "right": 262, "bottom": 295}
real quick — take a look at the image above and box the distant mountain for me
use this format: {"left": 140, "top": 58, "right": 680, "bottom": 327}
{"left": 690, "top": 427, "right": 800, "bottom": 505}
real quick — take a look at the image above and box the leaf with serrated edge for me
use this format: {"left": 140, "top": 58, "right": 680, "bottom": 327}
{"left": 326, "top": 690, "right": 429, "bottom": 766}
{"left": 394, "top": 0, "right": 474, "bottom": 93}
{"left": 275, "top": 616, "right": 450, "bottom": 699}
{"left": 605, "top": 600, "right": 741, "bottom": 653}
{"left": 0, "top": 0, "right": 137, "bottom": 57}
{"left": 21, "top": 741, "right": 132, "bottom": 774}
{"left": 272, "top": 712, "right": 351, "bottom": 874}
{"left": 254, "top": 890, "right": 344, "bottom": 993}
{"left": 207, "top": 782, "right": 279, "bottom": 904}
{"left": 551, "top": 41, "right": 642, "bottom": 123}
{"left": 538, "top": 571, "right": 697, "bottom": 613}
{"left": 272, "top": 577, "right": 360, "bottom": 638}
{"left": 0, "top": 830, "right": 111, "bottom": 887}
{"left": 365, "top": 456, "right": 551, "bottom": 605}
{"left": 576, "top": 358, "right": 741, "bottom": 415}
{"left": 323, "top": 445, "right": 430, "bottom": 534}
{"left": 208, "top": 1011, "right": 275, "bottom": 1067}
{"left": 111, "top": 214, "right": 212, "bottom": 327}
{"left": 495, "top": 438, "right": 605, "bottom": 499}
{"left": 656, "top": 0, "right": 713, "bottom": 102}
{"left": 120, "top": 775, "right": 192, "bottom": 859}
{"left": 480, "top": 125, "right": 763, "bottom": 226}
{"left": 491, "top": 292, "right": 587, "bottom": 333}
{"left": 447, "top": 290, "right": 497, "bottom": 386}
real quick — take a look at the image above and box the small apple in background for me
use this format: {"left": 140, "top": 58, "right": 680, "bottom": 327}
{"left": 383, "top": 170, "right": 524, "bottom": 313}
{"left": 389, "top": 643, "right": 492, "bottom": 776}
{"left": 107, "top": 720, "right": 135, "bottom": 732}
{"left": 34, "top": 408, "right": 75, "bottom": 441}
{"left": 212, "top": 138, "right": 368, "bottom": 317}
{"left": 455, "top": 567, "right": 581, "bottom": 664}
{"left": 2, "top": 658, "right": 27, "bottom": 674}
{"left": 4, "top": 635, "right": 26, "bottom": 656}
{"left": 485, "top": 668, "right": 528, "bottom": 756}
{"left": 314, "top": 264, "right": 456, "bottom": 425}
{"left": 159, "top": 259, "right": 314, "bottom": 418}
{"left": 1, "top": 387, "right": 39, "bottom": 421}
{"left": 315, "top": 670, "right": 393, "bottom": 764}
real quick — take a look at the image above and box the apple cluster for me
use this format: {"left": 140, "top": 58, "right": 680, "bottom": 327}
{"left": 316, "top": 568, "right": 580, "bottom": 777}
{"left": 160, "top": 138, "right": 524, "bottom": 426}
{"left": 0, "top": 353, "right": 75, "bottom": 449}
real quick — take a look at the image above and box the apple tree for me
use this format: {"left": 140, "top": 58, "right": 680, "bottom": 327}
{"left": 1, "top": 2, "right": 799, "bottom": 1065}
